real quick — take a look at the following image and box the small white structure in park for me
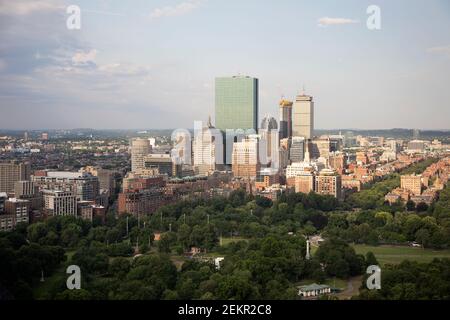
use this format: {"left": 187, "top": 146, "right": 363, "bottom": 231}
{"left": 214, "top": 257, "right": 225, "bottom": 270}
{"left": 298, "top": 283, "right": 331, "bottom": 297}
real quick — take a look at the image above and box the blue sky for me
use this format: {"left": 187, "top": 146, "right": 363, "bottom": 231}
{"left": 0, "top": 0, "right": 449, "bottom": 130}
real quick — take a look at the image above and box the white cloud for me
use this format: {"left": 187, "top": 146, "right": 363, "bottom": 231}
{"left": 149, "top": 0, "right": 203, "bottom": 19}
{"left": 72, "top": 49, "right": 98, "bottom": 66}
{"left": 427, "top": 45, "right": 450, "bottom": 56}
{"left": 318, "top": 17, "right": 359, "bottom": 27}
{"left": 0, "top": 0, "right": 62, "bottom": 16}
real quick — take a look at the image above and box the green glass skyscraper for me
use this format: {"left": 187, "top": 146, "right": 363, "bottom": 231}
{"left": 215, "top": 76, "right": 259, "bottom": 132}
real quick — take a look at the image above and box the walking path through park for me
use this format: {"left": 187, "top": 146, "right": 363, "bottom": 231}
{"left": 335, "top": 276, "right": 363, "bottom": 299}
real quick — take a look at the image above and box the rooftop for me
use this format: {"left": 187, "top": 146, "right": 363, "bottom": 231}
{"left": 298, "top": 283, "right": 330, "bottom": 291}
{"left": 46, "top": 171, "right": 93, "bottom": 179}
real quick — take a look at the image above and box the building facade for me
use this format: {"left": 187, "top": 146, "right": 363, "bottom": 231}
{"left": 32, "top": 171, "right": 99, "bottom": 202}
{"left": 279, "top": 99, "right": 293, "bottom": 139}
{"left": 215, "top": 76, "right": 258, "bottom": 132}
{"left": 193, "top": 120, "right": 219, "bottom": 175}
{"left": 0, "top": 161, "right": 31, "bottom": 193}
{"left": 131, "top": 138, "right": 152, "bottom": 173}
{"left": 315, "top": 169, "right": 342, "bottom": 199}
{"left": 401, "top": 174, "right": 422, "bottom": 195}
{"left": 292, "top": 94, "right": 314, "bottom": 139}
{"left": 144, "top": 154, "right": 179, "bottom": 177}
{"left": 42, "top": 190, "right": 77, "bottom": 217}
{"left": 290, "top": 136, "right": 305, "bottom": 163}
{"left": 232, "top": 136, "right": 260, "bottom": 179}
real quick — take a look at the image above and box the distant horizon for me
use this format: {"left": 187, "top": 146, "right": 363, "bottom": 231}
{"left": 1, "top": 127, "right": 449, "bottom": 133}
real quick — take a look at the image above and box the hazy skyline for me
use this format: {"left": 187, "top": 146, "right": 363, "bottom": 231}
{"left": 0, "top": 0, "right": 449, "bottom": 130}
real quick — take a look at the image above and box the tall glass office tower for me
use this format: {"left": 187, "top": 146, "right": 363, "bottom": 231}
{"left": 215, "top": 76, "right": 258, "bottom": 132}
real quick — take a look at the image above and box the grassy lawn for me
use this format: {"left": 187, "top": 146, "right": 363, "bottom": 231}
{"left": 352, "top": 244, "right": 450, "bottom": 265}
{"left": 33, "top": 266, "right": 66, "bottom": 300}
{"left": 33, "top": 249, "right": 76, "bottom": 299}
{"left": 219, "top": 237, "right": 249, "bottom": 246}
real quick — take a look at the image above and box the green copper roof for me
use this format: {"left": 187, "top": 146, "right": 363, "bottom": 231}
{"left": 298, "top": 283, "right": 330, "bottom": 291}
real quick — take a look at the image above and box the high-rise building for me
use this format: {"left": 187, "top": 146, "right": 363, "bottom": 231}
{"left": 343, "top": 131, "right": 357, "bottom": 147}
{"left": 118, "top": 175, "right": 167, "bottom": 216}
{"left": 0, "top": 161, "right": 31, "bottom": 193}
{"left": 401, "top": 174, "right": 422, "bottom": 195}
{"left": 310, "top": 138, "right": 331, "bottom": 160}
{"left": 329, "top": 152, "right": 346, "bottom": 173}
{"left": 193, "top": 119, "right": 219, "bottom": 175}
{"left": 1, "top": 198, "right": 30, "bottom": 231}
{"left": 77, "top": 201, "right": 94, "bottom": 221}
{"left": 315, "top": 169, "right": 342, "bottom": 199}
{"left": 81, "top": 166, "right": 117, "bottom": 196}
{"left": 260, "top": 115, "right": 278, "bottom": 132}
{"left": 215, "top": 76, "right": 258, "bottom": 132}
{"left": 144, "top": 154, "right": 179, "bottom": 177}
{"left": 0, "top": 192, "right": 7, "bottom": 213}
{"left": 5, "top": 198, "right": 30, "bottom": 222}
{"left": 14, "top": 181, "right": 41, "bottom": 210}
{"left": 255, "top": 168, "right": 280, "bottom": 190}
{"left": 279, "top": 99, "right": 293, "bottom": 139}
{"left": 232, "top": 136, "right": 260, "bottom": 179}
{"left": 387, "top": 140, "right": 400, "bottom": 153}
{"left": 290, "top": 137, "right": 305, "bottom": 163}
{"left": 259, "top": 115, "right": 278, "bottom": 163}
{"left": 14, "top": 181, "right": 37, "bottom": 198}
{"left": 32, "top": 171, "right": 99, "bottom": 202}
{"left": 294, "top": 172, "right": 315, "bottom": 194}
{"left": 407, "top": 140, "right": 425, "bottom": 153}
{"left": 292, "top": 93, "right": 314, "bottom": 139}
{"left": 329, "top": 136, "right": 344, "bottom": 152}
{"left": 131, "top": 138, "right": 151, "bottom": 173}
{"left": 42, "top": 190, "right": 77, "bottom": 217}
{"left": 279, "top": 138, "right": 290, "bottom": 170}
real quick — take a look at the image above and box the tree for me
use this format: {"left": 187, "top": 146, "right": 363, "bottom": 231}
{"left": 158, "top": 233, "right": 176, "bottom": 253}
{"left": 40, "top": 231, "right": 60, "bottom": 246}
{"left": 72, "top": 247, "right": 109, "bottom": 275}
{"left": 55, "top": 289, "right": 92, "bottom": 300}
{"left": 365, "top": 251, "right": 378, "bottom": 267}
{"left": 61, "top": 223, "right": 82, "bottom": 247}
{"left": 107, "top": 242, "right": 133, "bottom": 257}
{"left": 416, "top": 202, "right": 429, "bottom": 212}
{"left": 315, "top": 239, "right": 364, "bottom": 278}
{"left": 109, "top": 257, "right": 130, "bottom": 279}
{"left": 415, "top": 229, "right": 429, "bottom": 247}
{"left": 406, "top": 200, "right": 416, "bottom": 211}
{"left": 403, "top": 214, "right": 423, "bottom": 240}
{"left": 27, "top": 223, "right": 48, "bottom": 243}
{"left": 255, "top": 196, "right": 273, "bottom": 208}
{"left": 177, "top": 224, "right": 192, "bottom": 251}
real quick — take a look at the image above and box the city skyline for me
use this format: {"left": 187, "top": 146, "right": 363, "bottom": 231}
{"left": 2, "top": 0, "right": 450, "bottom": 305}
{"left": 1, "top": 0, "right": 450, "bottom": 130}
